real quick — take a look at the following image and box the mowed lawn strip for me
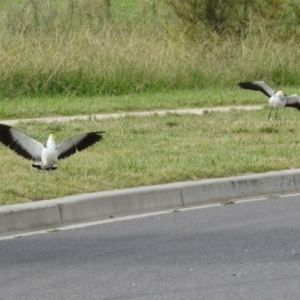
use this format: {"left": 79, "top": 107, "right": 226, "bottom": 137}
{"left": 1, "top": 108, "right": 300, "bottom": 205}
{"left": 0, "top": 87, "right": 283, "bottom": 119}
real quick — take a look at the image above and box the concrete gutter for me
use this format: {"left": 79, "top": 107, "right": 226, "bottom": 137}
{"left": 1, "top": 168, "right": 299, "bottom": 236}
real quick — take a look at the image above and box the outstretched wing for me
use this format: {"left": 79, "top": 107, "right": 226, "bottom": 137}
{"left": 285, "top": 94, "right": 300, "bottom": 111}
{"left": 56, "top": 131, "right": 104, "bottom": 160}
{"left": 238, "top": 81, "right": 275, "bottom": 97}
{"left": 0, "top": 123, "right": 43, "bottom": 160}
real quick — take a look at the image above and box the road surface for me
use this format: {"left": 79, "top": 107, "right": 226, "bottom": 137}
{"left": 1, "top": 194, "right": 300, "bottom": 300}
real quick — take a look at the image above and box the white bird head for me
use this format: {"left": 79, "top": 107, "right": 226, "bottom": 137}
{"left": 277, "top": 89, "right": 284, "bottom": 95}
{"left": 46, "top": 133, "right": 56, "bottom": 149}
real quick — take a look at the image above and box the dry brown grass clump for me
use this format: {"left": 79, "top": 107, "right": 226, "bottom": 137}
{"left": 0, "top": 0, "right": 300, "bottom": 97}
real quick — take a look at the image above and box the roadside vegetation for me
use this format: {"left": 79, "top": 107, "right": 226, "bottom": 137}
{"left": 0, "top": 0, "right": 300, "bottom": 98}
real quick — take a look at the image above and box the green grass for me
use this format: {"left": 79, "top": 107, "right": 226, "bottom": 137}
{"left": 1, "top": 86, "right": 299, "bottom": 120}
{"left": 1, "top": 107, "right": 300, "bottom": 205}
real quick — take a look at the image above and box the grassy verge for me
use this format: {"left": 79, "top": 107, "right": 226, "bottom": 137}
{"left": 1, "top": 108, "right": 300, "bottom": 205}
{"left": 2, "top": 86, "right": 300, "bottom": 120}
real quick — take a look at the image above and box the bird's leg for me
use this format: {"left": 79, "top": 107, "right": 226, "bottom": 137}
{"left": 275, "top": 108, "right": 279, "bottom": 120}
{"left": 268, "top": 107, "right": 273, "bottom": 120}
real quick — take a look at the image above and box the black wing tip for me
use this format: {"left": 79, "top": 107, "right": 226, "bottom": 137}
{"left": 237, "top": 80, "right": 273, "bottom": 97}
{"left": 285, "top": 103, "right": 300, "bottom": 111}
{"left": 82, "top": 131, "right": 105, "bottom": 144}
{"left": 76, "top": 131, "right": 105, "bottom": 151}
{"left": 238, "top": 81, "right": 256, "bottom": 88}
{"left": 88, "top": 131, "right": 105, "bottom": 139}
{"left": 0, "top": 123, "right": 12, "bottom": 129}
{"left": 0, "top": 124, "right": 34, "bottom": 160}
{"left": 0, "top": 124, "right": 39, "bottom": 160}
{"left": 57, "top": 131, "right": 105, "bottom": 160}
{"left": 0, "top": 124, "right": 17, "bottom": 147}
{"left": 0, "top": 123, "right": 13, "bottom": 136}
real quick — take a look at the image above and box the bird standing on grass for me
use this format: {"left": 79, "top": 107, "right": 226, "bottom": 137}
{"left": 0, "top": 123, "right": 104, "bottom": 170}
{"left": 238, "top": 81, "right": 300, "bottom": 119}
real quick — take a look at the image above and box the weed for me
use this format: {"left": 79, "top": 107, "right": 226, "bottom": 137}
{"left": 267, "top": 194, "right": 280, "bottom": 199}
{"left": 47, "top": 229, "right": 60, "bottom": 233}
{"left": 165, "top": 121, "right": 179, "bottom": 127}
{"left": 222, "top": 199, "right": 235, "bottom": 205}
{"left": 259, "top": 125, "right": 279, "bottom": 134}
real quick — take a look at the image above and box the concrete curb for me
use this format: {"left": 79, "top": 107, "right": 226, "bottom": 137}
{"left": 1, "top": 168, "right": 300, "bottom": 236}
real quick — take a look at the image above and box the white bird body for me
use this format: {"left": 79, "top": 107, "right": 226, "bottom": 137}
{"left": 238, "top": 81, "right": 300, "bottom": 119}
{"left": 268, "top": 90, "right": 286, "bottom": 109}
{"left": 0, "top": 124, "right": 104, "bottom": 170}
{"left": 38, "top": 134, "right": 58, "bottom": 170}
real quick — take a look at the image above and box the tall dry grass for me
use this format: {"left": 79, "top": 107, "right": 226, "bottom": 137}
{"left": 0, "top": 0, "right": 300, "bottom": 97}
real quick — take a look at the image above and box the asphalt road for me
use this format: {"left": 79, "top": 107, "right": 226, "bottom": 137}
{"left": 1, "top": 195, "right": 300, "bottom": 300}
